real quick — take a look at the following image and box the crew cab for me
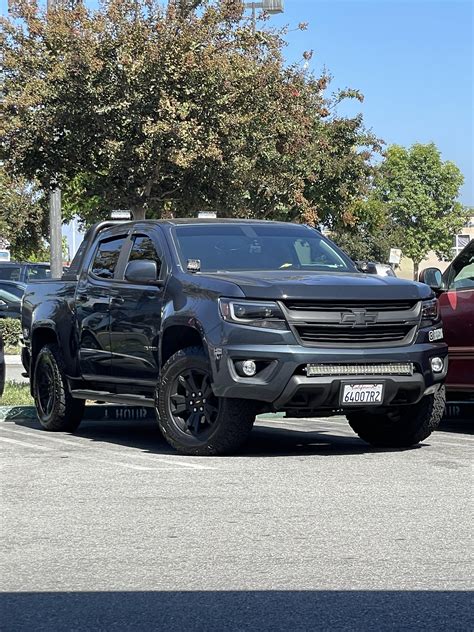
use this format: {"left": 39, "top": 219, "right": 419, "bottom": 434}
{"left": 22, "top": 219, "right": 448, "bottom": 455}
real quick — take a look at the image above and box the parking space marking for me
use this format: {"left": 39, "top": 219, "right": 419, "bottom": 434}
{"left": 0, "top": 436, "right": 52, "bottom": 451}
{"left": 0, "top": 425, "right": 215, "bottom": 470}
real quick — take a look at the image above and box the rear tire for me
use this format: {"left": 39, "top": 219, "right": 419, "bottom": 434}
{"left": 33, "top": 344, "right": 84, "bottom": 432}
{"left": 157, "top": 346, "right": 256, "bottom": 456}
{"left": 346, "top": 386, "right": 445, "bottom": 447}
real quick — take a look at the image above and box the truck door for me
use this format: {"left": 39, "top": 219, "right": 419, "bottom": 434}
{"left": 109, "top": 232, "right": 165, "bottom": 383}
{"left": 440, "top": 242, "right": 474, "bottom": 392}
{"left": 75, "top": 233, "right": 129, "bottom": 379}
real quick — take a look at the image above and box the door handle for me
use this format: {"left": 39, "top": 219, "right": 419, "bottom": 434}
{"left": 111, "top": 296, "right": 125, "bottom": 305}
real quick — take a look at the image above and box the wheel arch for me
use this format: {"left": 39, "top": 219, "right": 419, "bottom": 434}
{"left": 160, "top": 324, "right": 207, "bottom": 368}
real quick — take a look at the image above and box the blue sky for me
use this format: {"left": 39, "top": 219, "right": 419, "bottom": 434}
{"left": 268, "top": 0, "right": 473, "bottom": 204}
{"left": 3, "top": 0, "right": 472, "bottom": 206}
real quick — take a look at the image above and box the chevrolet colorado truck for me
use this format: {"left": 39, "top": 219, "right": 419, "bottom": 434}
{"left": 22, "top": 219, "right": 448, "bottom": 455}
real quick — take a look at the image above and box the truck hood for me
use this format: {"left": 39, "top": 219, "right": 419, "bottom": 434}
{"left": 204, "top": 270, "right": 432, "bottom": 301}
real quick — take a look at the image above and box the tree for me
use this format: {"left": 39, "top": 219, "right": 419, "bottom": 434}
{"left": 331, "top": 197, "right": 402, "bottom": 263}
{"left": 376, "top": 144, "right": 466, "bottom": 278}
{"left": 1, "top": 0, "right": 379, "bottom": 227}
{"left": 0, "top": 167, "right": 49, "bottom": 261}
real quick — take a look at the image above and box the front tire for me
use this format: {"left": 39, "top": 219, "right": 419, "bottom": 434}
{"left": 157, "top": 347, "right": 256, "bottom": 456}
{"left": 33, "top": 344, "right": 84, "bottom": 432}
{"left": 346, "top": 386, "right": 446, "bottom": 447}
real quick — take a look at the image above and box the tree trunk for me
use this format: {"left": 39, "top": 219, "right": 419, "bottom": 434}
{"left": 132, "top": 205, "right": 146, "bottom": 220}
{"left": 413, "top": 261, "right": 419, "bottom": 281}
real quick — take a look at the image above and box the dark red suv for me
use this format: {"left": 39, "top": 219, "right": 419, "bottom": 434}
{"left": 421, "top": 239, "right": 474, "bottom": 401}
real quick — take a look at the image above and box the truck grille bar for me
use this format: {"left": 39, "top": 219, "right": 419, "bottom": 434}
{"left": 281, "top": 299, "right": 421, "bottom": 348}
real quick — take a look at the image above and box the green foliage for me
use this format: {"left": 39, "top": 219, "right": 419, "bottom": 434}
{"left": 0, "top": 318, "right": 22, "bottom": 348}
{"left": 331, "top": 197, "right": 402, "bottom": 262}
{"left": 0, "top": 167, "right": 49, "bottom": 260}
{"left": 0, "top": 382, "right": 34, "bottom": 405}
{"left": 2, "top": 0, "right": 379, "bottom": 227}
{"left": 377, "top": 143, "right": 466, "bottom": 276}
{"left": 332, "top": 143, "right": 466, "bottom": 273}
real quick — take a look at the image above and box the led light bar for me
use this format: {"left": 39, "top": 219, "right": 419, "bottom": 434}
{"left": 305, "top": 363, "right": 414, "bottom": 377}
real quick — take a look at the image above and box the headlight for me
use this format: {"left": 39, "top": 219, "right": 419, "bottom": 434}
{"left": 219, "top": 299, "right": 288, "bottom": 330}
{"left": 421, "top": 298, "right": 439, "bottom": 326}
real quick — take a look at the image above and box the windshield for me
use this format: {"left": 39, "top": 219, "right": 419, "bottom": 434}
{"left": 174, "top": 224, "right": 355, "bottom": 273}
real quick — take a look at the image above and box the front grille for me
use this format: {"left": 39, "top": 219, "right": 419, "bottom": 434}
{"left": 284, "top": 300, "right": 418, "bottom": 312}
{"left": 295, "top": 324, "right": 414, "bottom": 345}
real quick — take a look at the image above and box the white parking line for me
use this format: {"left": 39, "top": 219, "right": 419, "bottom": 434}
{"left": 0, "top": 436, "right": 170, "bottom": 471}
{"left": 0, "top": 436, "right": 52, "bottom": 451}
{"left": 0, "top": 425, "right": 214, "bottom": 470}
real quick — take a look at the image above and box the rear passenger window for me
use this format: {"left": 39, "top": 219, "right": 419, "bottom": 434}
{"left": 91, "top": 237, "right": 127, "bottom": 279}
{"left": 128, "top": 236, "right": 162, "bottom": 276}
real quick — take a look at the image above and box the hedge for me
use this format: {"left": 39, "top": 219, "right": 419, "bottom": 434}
{"left": 0, "top": 318, "right": 22, "bottom": 348}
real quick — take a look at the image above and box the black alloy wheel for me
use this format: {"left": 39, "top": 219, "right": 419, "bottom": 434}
{"left": 169, "top": 368, "right": 219, "bottom": 438}
{"left": 36, "top": 352, "right": 57, "bottom": 418}
{"left": 33, "top": 344, "right": 84, "bottom": 432}
{"left": 157, "top": 346, "right": 256, "bottom": 456}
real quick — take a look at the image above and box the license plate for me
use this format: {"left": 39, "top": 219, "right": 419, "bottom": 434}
{"left": 340, "top": 383, "right": 384, "bottom": 406}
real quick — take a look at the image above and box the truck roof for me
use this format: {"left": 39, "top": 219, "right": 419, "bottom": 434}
{"left": 113, "top": 218, "right": 302, "bottom": 227}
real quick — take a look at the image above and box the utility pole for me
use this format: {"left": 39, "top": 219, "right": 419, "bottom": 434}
{"left": 49, "top": 188, "right": 62, "bottom": 276}
{"left": 47, "top": 0, "right": 63, "bottom": 278}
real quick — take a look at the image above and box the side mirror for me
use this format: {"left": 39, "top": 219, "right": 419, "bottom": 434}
{"left": 356, "top": 260, "right": 378, "bottom": 274}
{"left": 419, "top": 267, "right": 443, "bottom": 290}
{"left": 125, "top": 260, "right": 162, "bottom": 285}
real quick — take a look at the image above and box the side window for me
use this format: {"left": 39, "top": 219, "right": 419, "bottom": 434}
{"left": 448, "top": 244, "right": 474, "bottom": 291}
{"left": 91, "top": 236, "right": 127, "bottom": 279}
{"left": 128, "top": 236, "right": 162, "bottom": 277}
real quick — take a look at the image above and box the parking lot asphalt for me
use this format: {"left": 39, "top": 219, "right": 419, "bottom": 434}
{"left": 1, "top": 414, "right": 472, "bottom": 631}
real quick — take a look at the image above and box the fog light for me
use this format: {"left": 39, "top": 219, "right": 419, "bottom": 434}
{"left": 430, "top": 357, "right": 444, "bottom": 373}
{"left": 242, "top": 360, "right": 257, "bottom": 377}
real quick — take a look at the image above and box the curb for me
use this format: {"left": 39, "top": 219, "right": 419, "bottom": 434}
{"left": 0, "top": 404, "right": 470, "bottom": 424}
{"left": 4, "top": 355, "right": 22, "bottom": 366}
{"left": 0, "top": 405, "right": 287, "bottom": 423}
{"left": 0, "top": 405, "right": 155, "bottom": 422}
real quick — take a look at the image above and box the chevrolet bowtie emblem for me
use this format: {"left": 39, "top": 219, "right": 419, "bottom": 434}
{"left": 340, "top": 309, "right": 378, "bottom": 326}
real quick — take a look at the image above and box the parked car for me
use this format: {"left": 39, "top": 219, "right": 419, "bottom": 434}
{"left": 374, "top": 263, "right": 397, "bottom": 277}
{"left": 354, "top": 261, "right": 396, "bottom": 277}
{"left": 0, "top": 262, "right": 69, "bottom": 284}
{"left": 22, "top": 219, "right": 448, "bottom": 455}
{"left": 0, "top": 280, "right": 27, "bottom": 300}
{"left": 420, "top": 239, "right": 474, "bottom": 400}
{"left": 0, "top": 262, "right": 52, "bottom": 283}
{"left": 0, "top": 288, "right": 22, "bottom": 319}
{"left": 0, "top": 335, "right": 5, "bottom": 398}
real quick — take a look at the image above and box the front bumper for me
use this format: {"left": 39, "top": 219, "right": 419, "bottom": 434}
{"left": 210, "top": 341, "right": 448, "bottom": 411}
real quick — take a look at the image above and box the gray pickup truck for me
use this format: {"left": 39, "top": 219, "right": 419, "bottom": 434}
{"left": 22, "top": 219, "right": 448, "bottom": 455}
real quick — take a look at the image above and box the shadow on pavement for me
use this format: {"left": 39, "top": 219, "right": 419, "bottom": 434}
{"left": 5, "top": 416, "right": 422, "bottom": 458}
{"left": 0, "top": 590, "right": 471, "bottom": 631}
{"left": 439, "top": 418, "right": 473, "bottom": 435}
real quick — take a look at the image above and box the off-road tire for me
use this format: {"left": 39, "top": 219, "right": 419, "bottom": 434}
{"left": 33, "top": 344, "right": 84, "bottom": 432}
{"left": 346, "top": 386, "right": 446, "bottom": 447}
{"left": 157, "top": 346, "right": 256, "bottom": 456}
